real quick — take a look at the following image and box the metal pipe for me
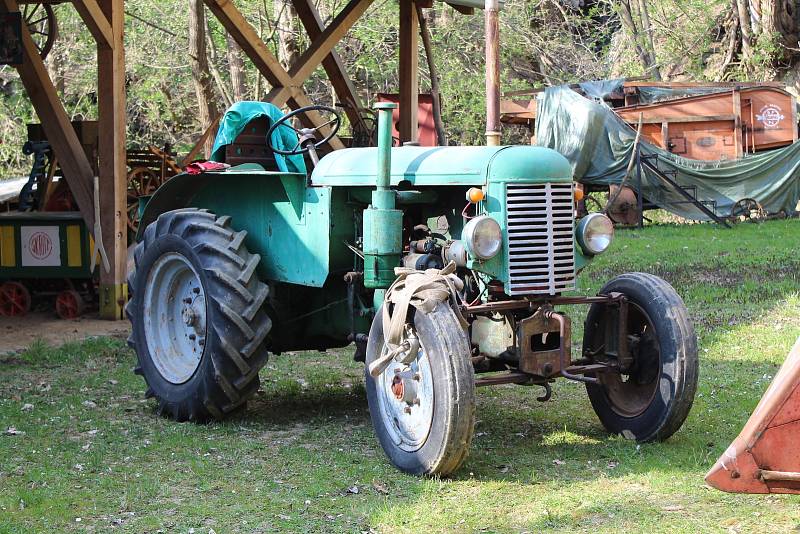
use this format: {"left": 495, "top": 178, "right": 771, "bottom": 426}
{"left": 484, "top": 0, "right": 501, "bottom": 146}
{"left": 760, "top": 470, "right": 800, "bottom": 482}
{"left": 461, "top": 293, "right": 626, "bottom": 315}
{"left": 475, "top": 371, "right": 534, "bottom": 387}
{"left": 374, "top": 102, "right": 397, "bottom": 192}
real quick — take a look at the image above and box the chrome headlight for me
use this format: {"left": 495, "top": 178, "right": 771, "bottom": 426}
{"left": 577, "top": 213, "right": 614, "bottom": 255}
{"left": 462, "top": 215, "right": 502, "bottom": 260}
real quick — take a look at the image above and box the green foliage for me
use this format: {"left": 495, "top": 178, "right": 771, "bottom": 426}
{"left": 0, "top": 0, "right": 794, "bottom": 178}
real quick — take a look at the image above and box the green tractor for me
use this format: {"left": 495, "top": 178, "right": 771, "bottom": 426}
{"left": 127, "top": 102, "right": 698, "bottom": 476}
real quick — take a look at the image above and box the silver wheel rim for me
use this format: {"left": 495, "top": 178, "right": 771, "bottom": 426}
{"left": 143, "top": 252, "right": 207, "bottom": 384}
{"left": 375, "top": 336, "right": 435, "bottom": 452}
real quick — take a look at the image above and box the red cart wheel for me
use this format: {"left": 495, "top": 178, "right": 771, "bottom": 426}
{"left": 55, "top": 290, "right": 85, "bottom": 320}
{"left": 0, "top": 282, "right": 32, "bottom": 317}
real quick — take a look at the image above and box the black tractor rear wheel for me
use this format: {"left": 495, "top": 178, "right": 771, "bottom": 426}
{"left": 127, "top": 209, "right": 271, "bottom": 421}
{"left": 583, "top": 272, "right": 698, "bottom": 442}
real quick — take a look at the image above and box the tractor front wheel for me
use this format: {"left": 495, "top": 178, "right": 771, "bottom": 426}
{"left": 365, "top": 302, "right": 475, "bottom": 476}
{"left": 127, "top": 209, "right": 272, "bottom": 421}
{"left": 583, "top": 272, "right": 698, "bottom": 442}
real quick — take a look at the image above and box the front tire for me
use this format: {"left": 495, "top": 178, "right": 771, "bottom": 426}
{"left": 365, "top": 302, "right": 475, "bottom": 476}
{"left": 127, "top": 209, "right": 272, "bottom": 421}
{"left": 583, "top": 272, "right": 698, "bottom": 442}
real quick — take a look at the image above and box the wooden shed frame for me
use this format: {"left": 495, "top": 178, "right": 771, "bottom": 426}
{"left": 2, "top": 0, "right": 127, "bottom": 319}
{"left": 1, "top": 0, "right": 485, "bottom": 318}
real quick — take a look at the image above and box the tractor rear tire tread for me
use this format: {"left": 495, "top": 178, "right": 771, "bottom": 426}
{"left": 128, "top": 208, "right": 272, "bottom": 422}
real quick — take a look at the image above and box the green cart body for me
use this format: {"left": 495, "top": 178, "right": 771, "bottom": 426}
{"left": 0, "top": 211, "right": 96, "bottom": 318}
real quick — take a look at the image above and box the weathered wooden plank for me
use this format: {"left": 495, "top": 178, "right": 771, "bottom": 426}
{"left": 399, "top": 0, "right": 419, "bottom": 143}
{"left": 203, "top": 0, "right": 292, "bottom": 89}
{"left": 97, "top": 0, "right": 127, "bottom": 304}
{"left": 205, "top": 0, "right": 343, "bottom": 150}
{"left": 288, "top": 0, "right": 373, "bottom": 84}
{"left": 292, "top": 0, "right": 365, "bottom": 129}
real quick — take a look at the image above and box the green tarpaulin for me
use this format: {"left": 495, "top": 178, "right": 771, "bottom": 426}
{"left": 210, "top": 101, "right": 307, "bottom": 174}
{"left": 534, "top": 85, "right": 800, "bottom": 220}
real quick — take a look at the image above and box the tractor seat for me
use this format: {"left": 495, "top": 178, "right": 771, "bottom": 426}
{"left": 224, "top": 117, "right": 280, "bottom": 171}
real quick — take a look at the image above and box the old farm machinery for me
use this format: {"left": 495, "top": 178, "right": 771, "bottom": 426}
{"left": 706, "top": 338, "right": 800, "bottom": 494}
{"left": 0, "top": 117, "right": 179, "bottom": 319}
{"left": 127, "top": 103, "right": 699, "bottom": 475}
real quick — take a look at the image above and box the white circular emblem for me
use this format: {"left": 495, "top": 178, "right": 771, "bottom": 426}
{"left": 29, "top": 231, "right": 53, "bottom": 260}
{"left": 756, "top": 104, "right": 785, "bottom": 129}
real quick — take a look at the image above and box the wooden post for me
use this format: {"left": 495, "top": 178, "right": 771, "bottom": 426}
{"left": 96, "top": 0, "right": 128, "bottom": 319}
{"left": 1, "top": 0, "right": 96, "bottom": 228}
{"left": 732, "top": 88, "right": 743, "bottom": 159}
{"left": 399, "top": 0, "right": 419, "bottom": 144}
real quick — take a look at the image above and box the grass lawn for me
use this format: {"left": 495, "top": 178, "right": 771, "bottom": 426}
{"left": 1, "top": 219, "right": 799, "bottom": 533}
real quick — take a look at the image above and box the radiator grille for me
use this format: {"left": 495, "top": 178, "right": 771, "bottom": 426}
{"left": 506, "top": 183, "right": 575, "bottom": 295}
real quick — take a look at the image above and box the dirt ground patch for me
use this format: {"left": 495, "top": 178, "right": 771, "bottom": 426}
{"left": 0, "top": 312, "right": 129, "bottom": 355}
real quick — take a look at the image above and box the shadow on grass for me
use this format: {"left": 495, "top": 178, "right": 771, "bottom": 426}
{"left": 229, "top": 382, "right": 371, "bottom": 428}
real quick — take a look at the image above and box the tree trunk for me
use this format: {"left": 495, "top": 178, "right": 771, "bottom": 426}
{"left": 189, "top": 0, "right": 219, "bottom": 157}
{"left": 274, "top": 0, "right": 299, "bottom": 70}
{"left": 618, "top": 0, "right": 657, "bottom": 79}
{"left": 760, "top": 0, "right": 798, "bottom": 59}
{"left": 226, "top": 33, "right": 247, "bottom": 101}
{"left": 634, "top": 0, "right": 661, "bottom": 80}
{"left": 736, "top": 0, "right": 754, "bottom": 67}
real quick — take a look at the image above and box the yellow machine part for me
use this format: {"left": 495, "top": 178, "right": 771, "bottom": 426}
{"left": 66, "top": 224, "right": 83, "bottom": 267}
{"left": 0, "top": 225, "right": 14, "bottom": 267}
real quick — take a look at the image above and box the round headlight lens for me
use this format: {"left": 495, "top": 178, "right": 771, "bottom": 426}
{"left": 462, "top": 216, "right": 502, "bottom": 260}
{"left": 577, "top": 213, "right": 614, "bottom": 255}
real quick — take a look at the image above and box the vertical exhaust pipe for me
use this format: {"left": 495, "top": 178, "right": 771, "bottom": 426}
{"left": 363, "top": 102, "right": 402, "bottom": 294}
{"left": 374, "top": 102, "right": 396, "bottom": 199}
{"left": 485, "top": 0, "right": 501, "bottom": 146}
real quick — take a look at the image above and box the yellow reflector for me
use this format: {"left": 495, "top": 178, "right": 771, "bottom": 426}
{"left": 574, "top": 187, "right": 585, "bottom": 202}
{"left": 66, "top": 225, "right": 82, "bottom": 267}
{"left": 0, "top": 226, "right": 14, "bottom": 267}
{"left": 466, "top": 187, "right": 485, "bottom": 203}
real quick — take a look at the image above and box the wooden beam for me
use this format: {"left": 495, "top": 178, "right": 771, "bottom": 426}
{"left": 447, "top": 2, "right": 473, "bottom": 14}
{"left": 180, "top": 114, "right": 220, "bottom": 166}
{"left": 288, "top": 0, "right": 373, "bottom": 84}
{"left": 96, "top": 0, "right": 127, "bottom": 310}
{"left": 617, "top": 113, "right": 737, "bottom": 125}
{"left": 203, "top": 0, "right": 292, "bottom": 89}
{"left": 293, "top": 0, "right": 365, "bottom": 129}
{"left": 399, "top": 0, "right": 419, "bottom": 143}
{"left": 204, "top": 0, "right": 344, "bottom": 150}
{"left": 1, "top": 0, "right": 95, "bottom": 228}
{"left": 266, "top": 0, "right": 372, "bottom": 106}
{"left": 72, "top": 0, "right": 113, "bottom": 47}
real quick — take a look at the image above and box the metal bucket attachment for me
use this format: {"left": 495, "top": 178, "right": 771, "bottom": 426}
{"left": 705, "top": 337, "right": 800, "bottom": 494}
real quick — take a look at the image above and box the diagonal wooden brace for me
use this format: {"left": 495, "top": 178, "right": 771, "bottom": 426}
{"left": 2, "top": 0, "right": 96, "bottom": 229}
{"left": 204, "top": 0, "right": 376, "bottom": 150}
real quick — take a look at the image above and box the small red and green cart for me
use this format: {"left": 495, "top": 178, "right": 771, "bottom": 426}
{"left": 0, "top": 211, "right": 96, "bottom": 319}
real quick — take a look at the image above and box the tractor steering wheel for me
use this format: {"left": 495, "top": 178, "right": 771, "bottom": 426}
{"left": 266, "top": 105, "right": 341, "bottom": 158}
